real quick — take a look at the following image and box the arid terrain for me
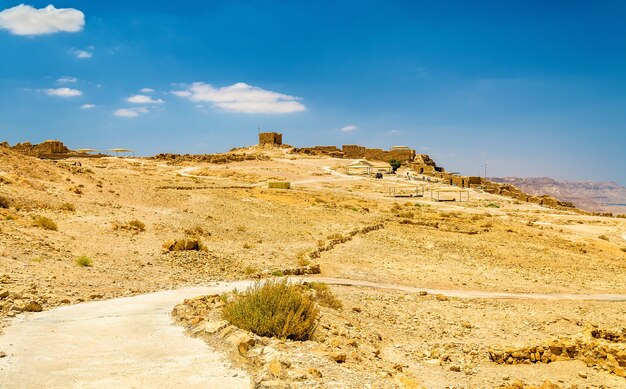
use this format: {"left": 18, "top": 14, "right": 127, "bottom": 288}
{"left": 491, "top": 177, "right": 626, "bottom": 215}
{"left": 1, "top": 143, "right": 625, "bottom": 388}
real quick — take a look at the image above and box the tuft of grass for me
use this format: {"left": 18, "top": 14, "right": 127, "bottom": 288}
{"left": 598, "top": 235, "right": 609, "bottom": 241}
{"left": 59, "top": 202, "right": 76, "bottom": 212}
{"left": 297, "top": 251, "right": 310, "bottom": 266}
{"left": 75, "top": 255, "right": 93, "bottom": 267}
{"left": 0, "top": 195, "right": 10, "bottom": 209}
{"left": 243, "top": 242, "right": 254, "bottom": 249}
{"left": 307, "top": 282, "right": 342, "bottom": 310}
{"left": 271, "top": 270, "right": 284, "bottom": 277}
{"left": 236, "top": 225, "right": 247, "bottom": 232}
{"left": 33, "top": 216, "right": 58, "bottom": 231}
{"left": 127, "top": 219, "right": 146, "bottom": 232}
{"left": 485, "top": 203, "right": 500, "bottom": 208}
{"left": 244, "top": 266, "right": 258, "bottom": 275}
{"left": 222, "top": 279, "right": 319, "bottom": 341}
{"left": 326, "top": 233, "right": 344, "bottom": 241}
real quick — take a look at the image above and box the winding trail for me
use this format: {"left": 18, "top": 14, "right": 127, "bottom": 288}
{"left": 1, "top": 278, "right": 625, "bottom": 388}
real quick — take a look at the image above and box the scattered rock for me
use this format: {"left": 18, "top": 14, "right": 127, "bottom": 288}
{"left": 330, "top": 352, "right": 346, "bottom": 363}
{"left": 450, "top": 365, "right": 461, "bottom": 372}
{"left": 23, "top": 301, "right": 42, "bottom": 312}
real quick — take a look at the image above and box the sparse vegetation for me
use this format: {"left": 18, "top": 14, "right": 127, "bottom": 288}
{"left": 59, "top": 202, "right": 76, "bottom": 212}
{"left": 326, "top": 233, "right": 344, "bottom": 240}
{"left": 75, "top": 255, "right": 93, "bottom": 267}
{"left": 127, "top": 219, "right": 146, "bottom": 232}
{"left": 598, "top": 235, "right": 609, "bottom": 241}
{"left": 244, "top": 265, "right": 258, "bottom": 275}
{"left": 485, "top": 203, "right": 500, "bottom": 208}
{"left": 0, "top": 195, "right": 10, "bottom": 209}
{"left": 33, "top": 216, "right": 58, "bottom": 231}
{"left": 306, "top": 282, "right": 342, "bottom": 310}
{"left": 222, "top": 279, "right": 319, "bottom": 341}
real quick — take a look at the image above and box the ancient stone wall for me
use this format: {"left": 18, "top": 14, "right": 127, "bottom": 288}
{"left": 11, "top": 140, "right": 70, "bottom": 157}
{"left": 341, "top": 145, "right": 415, "bottom": 162}
{"left": 292, "top": 146, "right": 343, "bottom": 158}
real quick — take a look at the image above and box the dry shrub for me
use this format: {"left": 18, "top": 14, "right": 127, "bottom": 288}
{"left": 114, "top": 219, "right": 145, "bottom": 232}
{"left": 326, "top": 233, "right": 344, "bottom": 240}
{"left": 396, "top": 211, "right": 414, "bottom": 219}
{"left": 598, "top": 235, "right": 609, "bottom": 241}
{"left": 184, "top": 225, "right": 210, "bottom": 237}
{"left": 33, "top": 216, "right": 57, "bottom": 231}
{"left": 0, "top": 195, "right": 10, "bottom": 209}
{"left": 59, "top": 202, "right": 75, "bottom": 212}
{"left": 75, "top": 255, "right": 93, "bottom": 267}
{"left": 127, "top": 219, "right": 145, "bottom": 232}
{"left": 307, "top": 282, "right": 342, "bottom": 310}
{"left": 222, "top": 279, "right": 319, "bottom": 341}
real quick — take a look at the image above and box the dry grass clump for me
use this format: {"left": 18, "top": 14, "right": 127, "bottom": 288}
{"left": 222, "top": 279, "right": 319, "bottom": 341}
{"left": 59, "top": 202, "right": 76, "bottom": 212}
{"left": 184, "top": 225, "right": 210, "bottom": 237}
{"left": 33, "top": 216, "right": 58, "bottom": 231}
{"left": 0, "top": 195, "right": 11, "bottom": 209}
{"left": 114, "top": 219, "right": 146, "bottom": 232}
{"left": 598, "top": 235, "right": 609, "bottom": 241}
{"left": 75, "top": 255, "right": 93, "bottom": 267}
{"left": 326, "top": 233, "right": 344, "bottom": 240}
{"left": 306, "top": 282, "right": 342, "bottom": 310}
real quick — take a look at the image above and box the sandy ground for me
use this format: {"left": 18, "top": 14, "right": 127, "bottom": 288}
{"left": 0, "top": 145, "right": 625, "bottom": 387}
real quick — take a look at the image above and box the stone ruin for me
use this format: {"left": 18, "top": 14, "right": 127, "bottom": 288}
{"left": 11, "top": 140, "right": 70, "bottom": 157}
{"left": 258, "top": 132, "right": 283, "bottom": 147}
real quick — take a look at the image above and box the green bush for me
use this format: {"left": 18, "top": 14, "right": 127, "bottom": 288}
{"left": 222, "top": 279, "right": 319, "bottom": 341}
{"left": 75, "top": 255, "right": 93, "bottom": 267}
{"left": 33, "top": 216, "right": 57, "bottom": 231}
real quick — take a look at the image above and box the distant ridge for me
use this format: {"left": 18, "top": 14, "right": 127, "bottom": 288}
{"left": 490, "top": 177, "right": 626, "bottom": 215}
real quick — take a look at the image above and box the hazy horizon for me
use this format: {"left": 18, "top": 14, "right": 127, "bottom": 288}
{"left": 1, "top": 1, "right": 625, "bottom": 185}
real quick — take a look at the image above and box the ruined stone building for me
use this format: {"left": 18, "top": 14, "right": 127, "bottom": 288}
{"left": 258, "top": 132, "right": 283, "bottom": 146}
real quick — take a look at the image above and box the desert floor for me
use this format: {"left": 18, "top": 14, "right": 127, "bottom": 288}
{"left": 0, "top": 145, "right": 624, "bottom": 388}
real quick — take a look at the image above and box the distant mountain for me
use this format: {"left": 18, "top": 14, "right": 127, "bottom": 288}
{"left": 489, "top": 177, "right": 626, "bottom": 215}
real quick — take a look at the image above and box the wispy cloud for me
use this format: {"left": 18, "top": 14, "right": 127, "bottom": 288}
{"left": 172, "top": 82, "right": 306, "bottom": 114}
{"left": 57, "top": 76, "right": 77, "bottom": 84}
{"left": 70, "top": 46, "right": 94, "bottom": 59}
{"left": 44, "top": 87, "right": 83, "bottom": 97}
{"left": 140, "top": 88, "right": 154, "bottom": 93}
{"left": 126, "top": 94, "right": 164, "bottom": 104}
{"left": 0, "top": 4, "right": 84, "bottom": 36}
{"left": 80, "top": 104, "right": 95, "bottom": 109}
{"left": 340, "top": 124, "right": 358, "bottom": 132}
{"left": 114, "top": 107, "right": 149, "bottom": 118}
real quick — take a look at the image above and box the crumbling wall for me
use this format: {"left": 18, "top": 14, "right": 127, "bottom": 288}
{"left": 258, "top": 132, "right": 282, "bottom": 146}
{"left": 341, "top": 145, "right": 415, "bottom": 162}
{"left": 292, "top": 146, "right": 343, "bottom": 157}
{"left": 11, "top": 140, "right": 71, "bottom": 157}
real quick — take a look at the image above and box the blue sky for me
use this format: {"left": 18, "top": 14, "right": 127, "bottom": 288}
{"left": 0, "top": 1, "right": 625, "bottom": 184}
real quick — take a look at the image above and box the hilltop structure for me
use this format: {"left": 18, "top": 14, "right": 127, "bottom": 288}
{"left": 258, "top": 132, "right": 283, "bottom": 147}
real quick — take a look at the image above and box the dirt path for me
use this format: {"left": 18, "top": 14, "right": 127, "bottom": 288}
{"left": 1, "top": 278, "right": 624, "bottom": 388}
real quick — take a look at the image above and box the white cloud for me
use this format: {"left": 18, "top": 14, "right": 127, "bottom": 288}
{"left": 340, "top": 124, "right": 358, "bottom": 132}
{"left": 71, "top": 48, "right": 93, "bottom": 59}
{"left": 80, "top": 104, "right": 95, "bottom": 109}
{"left": 57, "top": 76, "right": 77, "bottom": 84}
{"left": 44, "top": 87, "right": 82, "bottom": 97}
{"left": 140, "top": 88, "right": 154, "bottom": 93}
{"left": 0, "top": 4, "right": 84, "bottom": 35}
{"left": 126, "top": 94, "right": 164, "bottom": 104}
{"left": 172, "top": 82, "right": 306, "bottom": 114}
{"left": 113, "top": 107, "right": 149, "bottom": 118}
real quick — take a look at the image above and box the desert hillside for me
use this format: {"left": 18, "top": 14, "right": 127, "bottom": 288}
{"left": 491, "top": 177, "right": 626, "bottom": 215}
{"left": 0, "top": 143, "right": 625, "bottom": 388}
